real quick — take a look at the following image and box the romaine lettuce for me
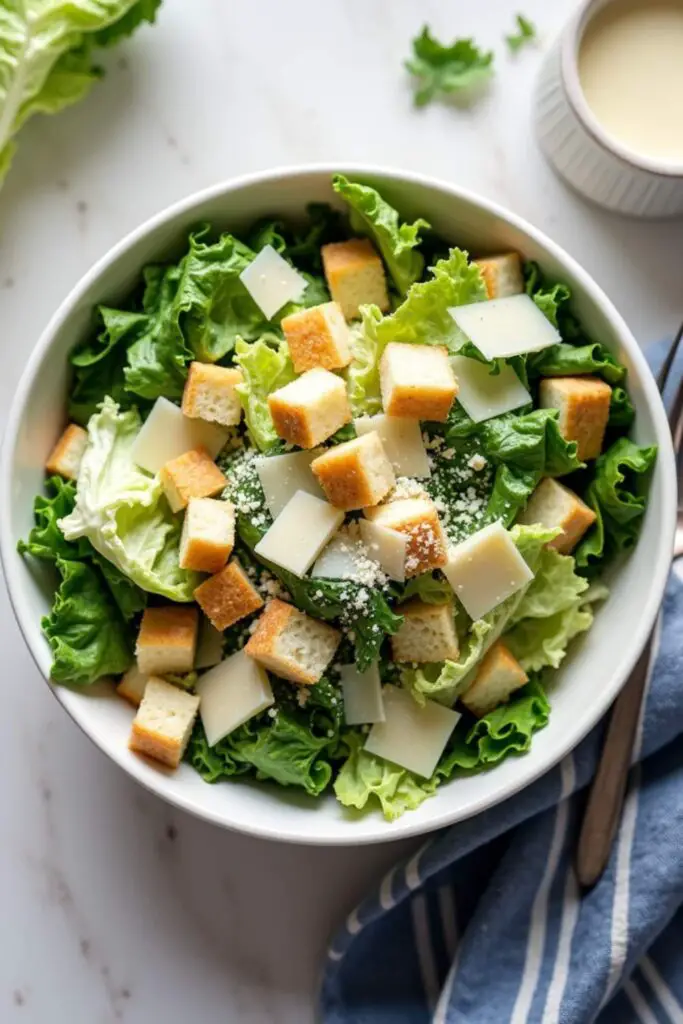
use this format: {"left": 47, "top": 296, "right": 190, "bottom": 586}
{"left": 405, "top": 28, "right": 495, "bottom": 107}
{"left": 234, "top": 334, "right": 296, "bottom": 451}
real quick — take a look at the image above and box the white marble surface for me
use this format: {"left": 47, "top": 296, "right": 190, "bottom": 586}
{"left": 1, "top": 1, "right": 681, "bottom": 1021}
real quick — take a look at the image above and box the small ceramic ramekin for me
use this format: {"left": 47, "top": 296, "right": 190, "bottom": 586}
{"left": 534, "top": 0, "right": 683, "bottom": 218}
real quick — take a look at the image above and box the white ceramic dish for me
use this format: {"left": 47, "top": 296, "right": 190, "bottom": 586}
{"left": 1, "top": 165, "right": 676, "bottom": 845}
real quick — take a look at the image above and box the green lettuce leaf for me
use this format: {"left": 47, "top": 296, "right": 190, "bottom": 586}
{"left": 505, "top": 14, "right": 537, "bottom": 53}
{"left": 332, "top": 174, "right": 429, "bottom": 295}
{"left": 334, "top": 732, "right": 438, "bottom": 820}
{"left": 0, "top": 0, "right": 161, "bottom": 189}
{"left": 58, "top": 397, "right": 201, "bottom": 601}
{"left": 399, "top": 572, "right": 453, "bottom": 605}
{"left": 234, "top": 334, "right": 296, "bottom": 451}
{"left": 405, "top": 27, "right": 494, "bottom": 107}
{"left": 42, "top": 557, "right": 133, "bottom": 685}
{"left": 529, "top": 342, "right": 626, "bottom": 386}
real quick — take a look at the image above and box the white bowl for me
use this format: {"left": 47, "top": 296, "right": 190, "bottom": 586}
{"left": 1, "top": 165, "right": 676, "bottom": 845}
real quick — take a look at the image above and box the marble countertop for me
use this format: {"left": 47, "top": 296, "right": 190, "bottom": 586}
{"left": 1, "top": 1, "right": 681, "bottom": 1020}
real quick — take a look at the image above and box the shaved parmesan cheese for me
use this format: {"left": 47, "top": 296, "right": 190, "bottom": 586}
{"left": 450, "top": 356, "right": 531, "bottom": 423}
{"left": 254, "top": 490, "right": 344, "bottom": 576}
{"left": 255, "top": 450, "right": 324, "bottom": 518}
{"left": 359, "top": 519, "right": 407, "bottom": 582}
{"left": 239, "top": 245, "right": 307, "bottom": 320}
{"left": 443, "top": 521, "right": 534, "bottom": 621}
{"left": 195, "top": 617, "right": 224, "bottom": 670}
{"left": 196, "top": 650, "right": 274, "bottom": 746}
{"left": 354, "top": 414, "right": 430, "bottom": 478}
{"left": 132, "top": 397, "right": 229, "bottom": 475}
{"left": 364, "top": 685, "right": 460, "bottom": 778}
{"left": 312, "top": 529, "right": 366, "bottom": 580}
{"left": 340, "top": 663, "right": 385, "bottom": 725}
{"left": 449, "top": 294, "right": 561, "bottom": 360}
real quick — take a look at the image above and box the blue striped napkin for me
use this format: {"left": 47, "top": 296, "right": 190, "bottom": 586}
{"left": 321, "top": 342, "right": 683, "bottom": 1024}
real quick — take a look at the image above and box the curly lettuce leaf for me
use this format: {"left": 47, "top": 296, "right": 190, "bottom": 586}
{"left": 405, "top": 28, "right": 494, "bottom": 107}
{"left": 332, "top": 174, "right": 429, "bottom": 295}
{"left": 0, "top": 0, "right": 161, "bottom": 189}
{"left": 334, "top": 732, "right": 438, "bottom": 820}
{"left": 234, "top": 334, "right": 297, "bottom": 451}
{"left": 58, "top": 398, "right": 200, "bottom": 601}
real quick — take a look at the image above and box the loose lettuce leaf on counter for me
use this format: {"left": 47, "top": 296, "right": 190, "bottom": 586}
{"left": 405, "top": 28, "right": 494, "bottom": 107}
{"left": 58, "top": 398, "right": 201, "bottom": 601}
{"left": 505, "top": 14, "right": 537, "bottom": 53}
{"left": 234, "top": 334, "right": 296, "bottom": 451}
{"left": 332, "top": 174, "right": 429, "bottom": 295}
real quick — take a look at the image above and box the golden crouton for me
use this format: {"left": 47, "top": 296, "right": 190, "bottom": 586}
{"left": 321, "top": 239, "right": 389, "bottom": 320}
{"left": 136, "top": 605, "right": 199, "bottom": 676}
{"left": 281, "top": 301, "right": 352, "bottom": 373}
{"left": 181, "top": 362, "right": 243, "bottom": 427}
{"left": 364, "top": 496, "right": 448, "bottom": 577}
{"left": 129, "top": 677, "right": 200, "bottom": 769}
{"left": 380, "top": 342, "right": 458, "bottom": 422}
{"left": 245, "top": 598, "right": 340, "bottom": 685}
{"left": 160, "top": 447, "right": 227, "bottom": 513}
{"left": 268, "top": 368, "right": 351, "bottom": 448}
{"left": 311, "top": 431, "right": 395, "bottom": 510}
{"left": 117, "top": 664, "right": 149, "bottom": 707}
{"left": 474, "top": 252, "right": 524, "bottom": 299}
{"left": 45, "top": 423, "right": 88, "bottom": 480}
{"left": 461, "top": 640, "right": 528, "bottom": 718}
{"left": 539, "top": 375, "right": 612, "bottom": 461}
{"left": 194, "top": 558, "right": 264, "bottom": 631}
{"left": 179, "top": 497, "right": 235, "bottom": 574}
{"left": 518, "top": 477, "right": 597, "bottom": 554}
{"left": 391, "top": 599, "right": 459, "bottom": 663}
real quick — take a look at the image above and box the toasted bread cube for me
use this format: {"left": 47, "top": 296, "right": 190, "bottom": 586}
{"left": 45, "top": 423, "right": 88, "bottom": 481}
{"left": 245, "top": 598, "right": 340, "bottom": 685}
{"left": 474, "top": 253, "right": 524, "bottom": 299}
{"left": 461, "top": 640, "right": 528, "bottom": 718}
{"left": 518, "top": 478, "right": 597, "bottom": 554}
{"left": 311, "top": 431, "right": 395, "bottom": 510}
{"left": 268, "top": 368, "right": 351, "bottom": 448}
{"left": 391, "top": 600, "right": 459, "bottom": 663}
{"left": 179, "top": 497, "right": 235, "bottom": 574}
{"left": 364, "top": 496, "right": 448, "bottom": 577}
{"left": 281, "top": 301, "right": 352, "bottom": 373}
{"left": 380, "top": 342, "right": 458, "bottom": 422}
{"left": 181, "top": 362, "right": 243, "bottom": 427}
{"left": 321, "top": 239, "right": 389, "bottom": 320}
{"left": 194, "top": 558, "right": 264, "bottom": 631}
{"left": 129, "top": 677, "right": 200, "bottom": 768}
{"left": 136, "top": 606, "right": 199, "bottom": 676}
{"left": 539, "top": 376, "right": 611, "bottom": 461}
{"left": 160, "top": 447, "right": 227, "bottom": 513}
{"left": 117, "top": 664, "right": 149, "bottom": 707}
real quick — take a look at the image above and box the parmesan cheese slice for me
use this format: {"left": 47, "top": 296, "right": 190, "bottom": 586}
{"left": 443, "top": 521, "right": 534, "bottom": 621}
{"left": 196, "top": 650, "right": 274, "bottom": 746}
{"left": 450, "top": 355, "right": 531, "bottom": 423}
{"left": 132, "top": 397, "right": 229, "bottom": 475}
{"left": 359, "top": 519, "right": 407, "bottom": 582}
{"left": 364, "top": 685, "right": 460, "bottom": 778}
{"left": 449, "top": 294, "right": 561, "bottom": 360}
{"left": 312, "top": 527, "right": 367, "bottom": 581}
{"left": 255, "top": 450, "right": 325, "bottom": 518}
{"left": 254, "top": 490, "right": 344, "bottom": 576}
{"left": 195, "top": 617, "right": 224, "bottom": 670}
{"left": 354, "top": 414, "right": 430, "bottom": 478}
{"left": 340, "top": 663, "right": 385, "bottom": 725}
{"left": 239, "top": 244, "right": 307, "bottom": 320}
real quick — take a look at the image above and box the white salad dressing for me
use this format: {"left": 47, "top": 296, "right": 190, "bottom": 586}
{"left": 578, "top": 0, "right": 683, "bottom": 165}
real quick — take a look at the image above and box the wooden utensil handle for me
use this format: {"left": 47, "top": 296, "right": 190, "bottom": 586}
{"left": 576, "top": 631, "right": 655, "bottom": 889}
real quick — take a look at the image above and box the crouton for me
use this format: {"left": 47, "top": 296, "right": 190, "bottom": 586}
{"left": 380, "top": 342, "right": 458, "bottom": 422}
{"left": 321, "top": 238, "right": 389, "bottom": 321}
{"left": 268, "top": 367, "right": 351, "bottom": 448}
{"left": 45, "top": 423, "right": 88, "bottom": 481}
{"left": 311, "top": 431, "right": 395, "bottom": 510}
{"left": 281, "top": 301, "right": 352, "bottom": 373}
{"left": 245, "top": 598, "right": 341, "bottom": 685}
{"left": 539, "top": 376, "right": 611, "bottom": 461}
{"left": 181, "top": 362, "right": 243, "bottom": 427}
{"left": 160, "top": 446, "right": 227, "bottom": 513}
{"left": 136, "top": 605, "right": 199, "bottom": 676}
{"left": 129, "top": 676, "right": 200, "bottom": 768}
{"left": 179, "top": 497, "right": 235, "bottom": 574}
{"left": 117, "top": 664, "right": 148, "bottom": 707}
{"left": 364, "top": 496, "right": 448, "bottom": 576}
{"left": 518, "top": 477, "right": 597, "bottom": 554}
{"left": 194, "top": 558, "right": 264, "bottom": 631}
{"left": 461, "top": 640, "right": 528, "bottom": 718}
{"left": 391, "top": 599, "right": 459, "bottom": 663}
{"left": 474, "top": 252, "right": 524, "bottom": 299}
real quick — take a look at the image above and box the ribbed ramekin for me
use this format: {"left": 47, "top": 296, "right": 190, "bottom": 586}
{"left": 534, "top": 0, "right": 683, "bottom": 218}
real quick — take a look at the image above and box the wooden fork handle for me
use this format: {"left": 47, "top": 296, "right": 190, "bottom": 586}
{"left": 576, "top": 629, "right": 655, "bottom": 889}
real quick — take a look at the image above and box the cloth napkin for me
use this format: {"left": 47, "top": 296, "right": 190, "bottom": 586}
{"left": 321, "top": 341, "right": 683, "bottom": 1024}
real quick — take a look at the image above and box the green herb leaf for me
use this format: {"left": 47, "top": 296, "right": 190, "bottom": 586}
{"left": 406, "top": 27, "right": 494, "bottom": 107}
{"left": 505, "top": 14, "right": 537, "bottom": 53}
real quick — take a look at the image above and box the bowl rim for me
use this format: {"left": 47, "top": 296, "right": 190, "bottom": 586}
{"left": 1, "top": 162, "right": 676, "bottom": 845}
